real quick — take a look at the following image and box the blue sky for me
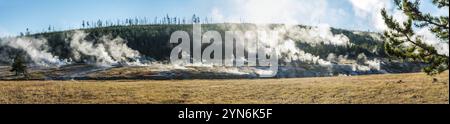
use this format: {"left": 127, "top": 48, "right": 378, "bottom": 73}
{"left": 0, "top": 0, "right": 447, "bottom": 36}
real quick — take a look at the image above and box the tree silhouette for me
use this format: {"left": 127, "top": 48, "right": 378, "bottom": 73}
{"left": 10, "top": 53, "right": 28, "bottom": 78}
{"left": 192, "top": 14, "right": 197, "bottom": 24}
{"left": 25, "top": 28, "right": 30, "bottom": 35}
{"left": 82, "top": 20, "right": 85, "bottom": 28}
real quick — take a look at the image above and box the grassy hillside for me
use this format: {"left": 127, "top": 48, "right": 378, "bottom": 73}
{"left": 0, "top": 71, "right": 447, "bottom": 104}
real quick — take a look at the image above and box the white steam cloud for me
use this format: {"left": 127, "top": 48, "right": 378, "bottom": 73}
{"left": 0, "top": 37, "right": 67, "bottom": 67}
{"left": 284, "top": 24, "right": 352, "bottom": 46}
{"left": 416, "top": 28, "right": 449, "bottom": 56}
{"left": 208, "top": 0, "right": 380, "bottom": 75}
{"left": 278, "top": 39, "right": 332, "bottom": 66}
{"left": 69, "top": 31, "right": 144, "bottom": 66}
{"left": 349, "top": 0, "right": 393, "bottom": 31}
{"left": 0, "top": 30, "right": 146, "bottom": 67}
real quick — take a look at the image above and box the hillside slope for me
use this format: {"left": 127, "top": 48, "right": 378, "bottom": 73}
{"left": 0, "top": 24, "right": 425, "bottom": 79}
{"left": 3, "top": 23, "right": 386, "bottom": 61}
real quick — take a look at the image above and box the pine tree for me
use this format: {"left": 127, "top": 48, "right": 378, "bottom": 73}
{"left": 192, "top": 14, "right": 197, "bottom": 24}
{"left": 25, "top": 28, "right": 30, "bottom": 36}
{"left": 82, "top": 20, "right": 85, "bottom": 28}
{"left": 166, "top": 14, "right": 171, "bottom": 24}
{"left": 10, "top": 53, "right": 28, "bottom": 78}
{"left": 381, "top": 0, "right": 449, "bottom": 75}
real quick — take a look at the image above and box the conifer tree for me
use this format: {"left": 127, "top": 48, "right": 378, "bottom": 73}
{"left": 10, "top": 53, "right": 28, "bottom": 78}
{"left": 381, "top": 0, "right": 449, "bottom": 75}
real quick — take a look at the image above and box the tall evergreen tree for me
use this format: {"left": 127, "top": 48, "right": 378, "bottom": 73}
{"left": 10, "top": 53, "right": 28, "bottom": 78}
{"left": 82, "top": 20, "right": 85, "bottom": 28}
{"left": 381, "top": 0, "right": 449, "bottom": 75}
{"left": 25, "top": 28, "right": 30, "bottom": 35}
{"left": 192, "top": 14, "right": 197, "bottom": 24}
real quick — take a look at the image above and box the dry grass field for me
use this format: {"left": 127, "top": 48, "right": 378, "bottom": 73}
{"left": 0, "top": 72, "right": 448, "bottom": 104}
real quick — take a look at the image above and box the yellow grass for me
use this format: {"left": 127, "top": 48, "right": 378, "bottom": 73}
{"left": 0, "top": 72, "right": 448, "bottom": 104}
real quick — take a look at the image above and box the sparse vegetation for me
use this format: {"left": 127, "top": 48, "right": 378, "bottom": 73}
{"left": 9, "top": 23, "right": 385, "bottom": 62}
{"left": 0, "top": 72, "right": 447, "bottom": 104}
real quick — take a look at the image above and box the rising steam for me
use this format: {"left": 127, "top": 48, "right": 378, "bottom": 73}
{"left": 0, "top": 37, "right": 67, "bottom": 67}
{"left": 68, "top": 31, "right": 144, "bottom": 66}
{"left": 0, "top": 24, "right": 386, "bottom": 79}
{"left": 0, "top": 30, "right": 146, "bottom": 67}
